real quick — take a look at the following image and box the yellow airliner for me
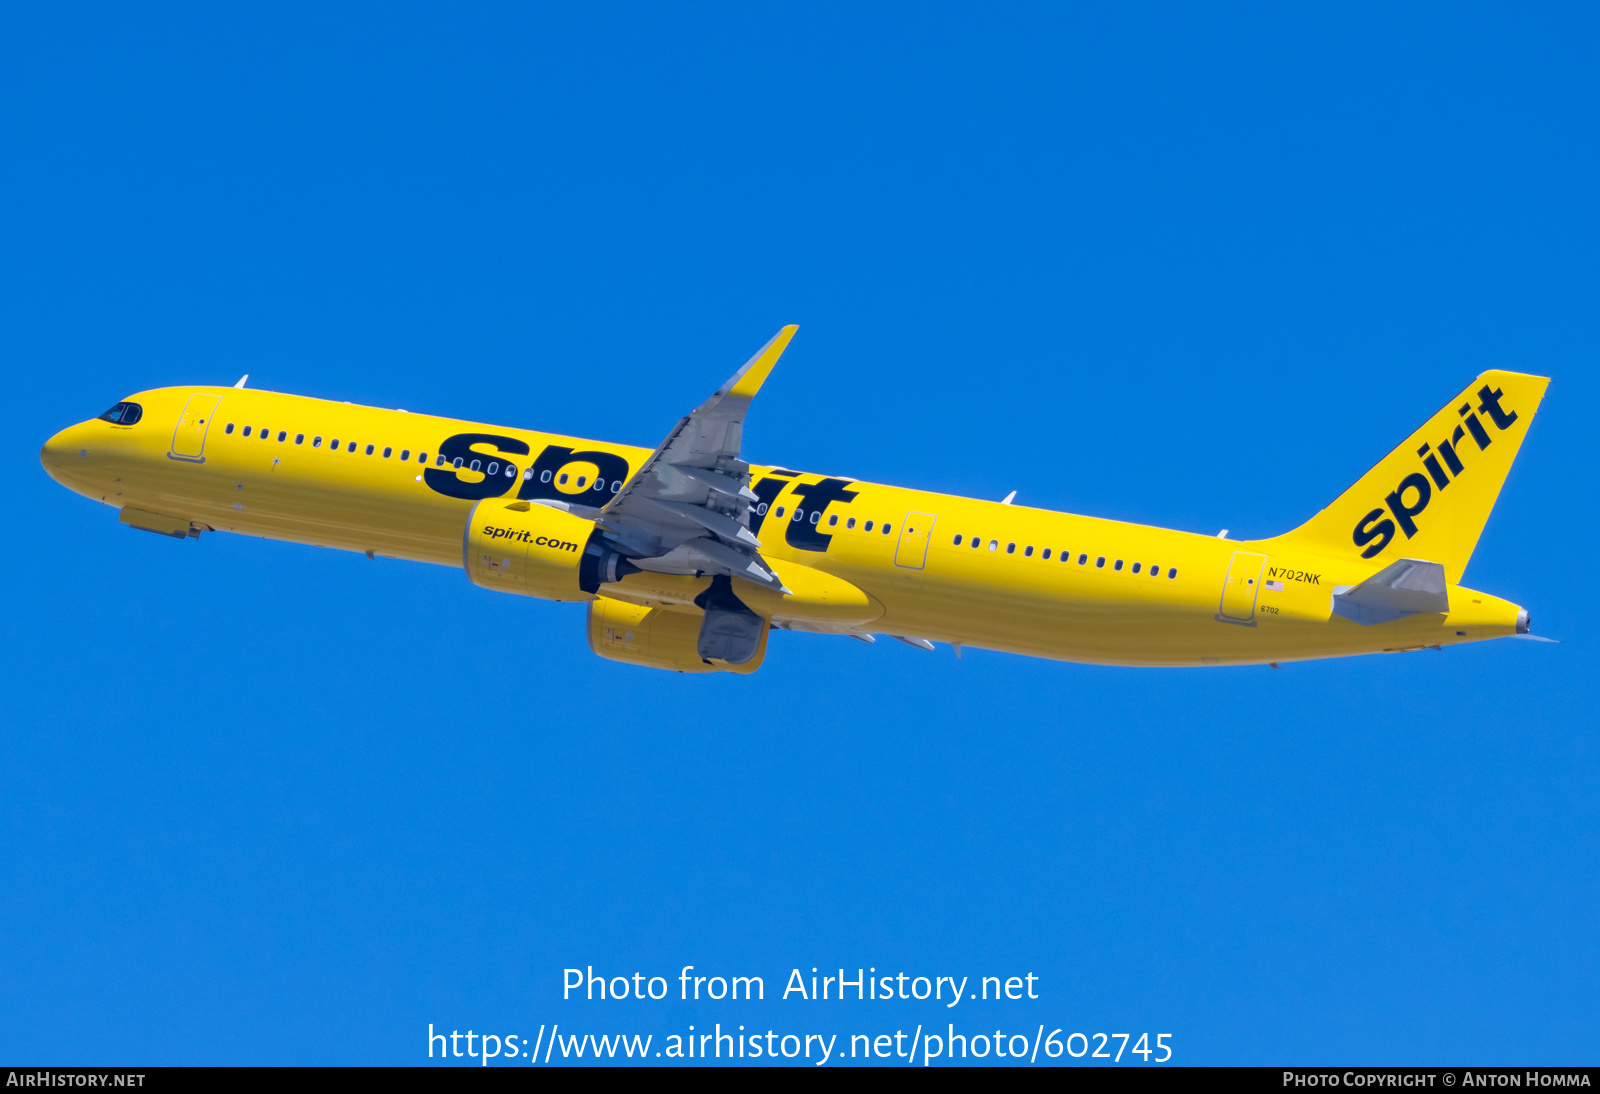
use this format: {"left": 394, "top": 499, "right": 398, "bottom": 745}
{"left": 40, "top": 327, "right": 1548, "bottom": 673}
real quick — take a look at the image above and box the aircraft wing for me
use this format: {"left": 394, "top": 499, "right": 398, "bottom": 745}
{"left": 594, "top": 326, "right": 797, "bottom": 591}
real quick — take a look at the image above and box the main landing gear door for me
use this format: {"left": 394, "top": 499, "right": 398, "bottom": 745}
{"left": 894, "top": 512, "right": 937, "bottom": 569}
{"left": 169, "top": 392, "right": 223, "bottom": 463}
{"left": 1217, "top": 550, "right": 1268, "bottom": 625}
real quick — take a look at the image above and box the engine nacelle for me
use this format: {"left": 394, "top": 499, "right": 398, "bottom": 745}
{"left": 588, "top": 596, "right": 768, "bottom": 674}
{"left": 464, "top": 499, "right": 637, "bottom": 601}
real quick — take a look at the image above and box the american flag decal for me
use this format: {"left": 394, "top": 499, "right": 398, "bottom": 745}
{"left": 1265, "top": 579, "right": 1285, "bottom": 592}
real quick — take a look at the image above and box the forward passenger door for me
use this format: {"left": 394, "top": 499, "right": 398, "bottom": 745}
{"left": 894, "top": 512, "right": 937, "bottom": 569}
{"left": 169, "top": 393, "right": 223, "bottom": 463}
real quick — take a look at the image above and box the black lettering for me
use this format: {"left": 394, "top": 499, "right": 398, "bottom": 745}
{"left": 1476, "top": 384, "right": 1518, "bottom": 429}
{"left": 1438, "top": 438, "right": 1465, "bottom": 476}
{"left": 425, "top": 434, "right": 530, "bottom": 501}
{"left": 747, "top": 475, "right": 791, "bottom": 535}
{"left": 529, "top": 535, "right": 577, "bottom": 552}
{"left": 1385, "top": 472, "right": 1432, "bottom": 538}
{"left": 784, "top": 478, "right": 859, "bottom": 552}
{"left": 519, "top": 445, "right": 631, "bottom": 504}
{"left": 1458, "top": 408, "right": 1493, "bottom": 450}
{"left": 1422, "top": 453, "right": 1450, "bottom": 490}
{"left": 1353, "top": 507, "right": 1397, "bottom": 559}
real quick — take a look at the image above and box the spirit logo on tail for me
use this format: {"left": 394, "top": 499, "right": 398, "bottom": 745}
{"left": 1353, "top": 384, "right": 1520, "bottom": 559}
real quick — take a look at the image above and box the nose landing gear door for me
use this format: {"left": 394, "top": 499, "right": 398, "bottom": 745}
{"left": 169, "top": 393, "right": 223, "bottom": 463}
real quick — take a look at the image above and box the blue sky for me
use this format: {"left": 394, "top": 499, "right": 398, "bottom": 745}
{"left": 3, "top": 3, "right": 1596, "bottom": 1066}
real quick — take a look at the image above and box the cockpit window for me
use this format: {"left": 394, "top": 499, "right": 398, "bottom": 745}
{"left": 98, "top": 401, "right": 143, "bottom": 425}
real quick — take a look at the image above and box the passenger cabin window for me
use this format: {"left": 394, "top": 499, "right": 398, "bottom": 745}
{"left": 1024, "top": 546, "right": 1033, "bottom": 557}
{"left": 1114, "top": 559, "right": 1123, "bottom": 571}
{"left": 829, "top": 515, "right": 838, "bottom": 526}
{"left": 1042, "top": 549, "right": 1051, "bottom": 560}
{"left": 400, "top": 449, "right": 409, "bottom": 460}
{"left": 1168, "top": 569, "right": 1178, "bottom": 579}
{"left": 972, "top": 537, "right": 981, "bottom": 549}
{"left": 295, "top": 434, "right": 304, "bottom": 444}
{"left": 1149, "top": 566, "right": 1160, "bottom": 577}
{"left": 988, "top": 540, "right": 998, "bottom": 551}
{"left": 882, "top": 524, "right": 891, "bottom": 534}
{"left": 953, "top": 534, "right": 963, "bottom": 545}
{"left": 864, "top": 520, "right": 873, "bottom": 531}
{"left": 347, "top": 441, "right": 357, "bottom": 452}
{"left": 1097, "top": 557, "right": 1106, "bottom": 568}
{"left": 1006, "top": 543, "right": 1016, "bottom": 554}
{"left": 98, "top": 402, "right": 143, "bottom": 425}
{"left": 1131, "top": 562, "right": 1141, "bottom": 573}
{"left": 1079, "top": 554, "right": 1088, "bottom": 564}
{"left": 383, "top": 447, "right": 392, "bottom": 458}
{"left": 225, "top": 423, "right": 235, "bottom": 434}
{"left": 330, "top": 438, "right": 339, "bottom": 449}
{"left": 846, "top": 517, "right": 855, "bottom": 529}
{"left": 242, "top": 426, "right": 252, "bottom": 437}
{"left": 313, "top": 436, "right": 322, "bottom": 447}
{"left": 366, "top": 444, "right": 375, "bottom": 455}
{"left": 419, "top": 452, "right": 427, "bottom": 463}
{"left": 278, "top": 431, "right": 287, "bottom": 442}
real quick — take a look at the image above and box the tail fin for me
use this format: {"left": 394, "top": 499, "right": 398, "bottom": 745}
{"left": 1269, "top": 370, "right": 1548, "bottom": 583}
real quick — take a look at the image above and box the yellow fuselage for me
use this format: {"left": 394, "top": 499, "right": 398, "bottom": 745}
{"left": 41, "top": 385, "right": 1524, "bottom": 667}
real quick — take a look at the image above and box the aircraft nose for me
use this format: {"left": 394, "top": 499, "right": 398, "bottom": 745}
{"left": 40, "top": 423, "right": 88, "bottom": 481}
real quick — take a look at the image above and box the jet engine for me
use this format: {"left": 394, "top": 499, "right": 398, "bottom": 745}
{"left": 587, "top": 595, "right": 767, "bottom": 674}
{"left": 464, "top": 498, "right": 638, "bottom": 601}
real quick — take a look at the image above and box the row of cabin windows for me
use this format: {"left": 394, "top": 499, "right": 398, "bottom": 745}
{"left": 225, "top": 422, "right": 431, "bottom": 465}
{"left": 950, "top": 534, "right": 1177, "bottom": 579}
{"left": 768, "top": 505, "right": 892, "bottom": 535}
{"left": 222, "top": 422, "right": 618, "bottom": 488}
{"left": 539, "top": 469, "right": 622, "bottom": 492}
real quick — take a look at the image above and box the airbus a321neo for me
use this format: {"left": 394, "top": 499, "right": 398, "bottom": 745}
{"left": 40, "top": 328, "right": 1548, "bottom": 673}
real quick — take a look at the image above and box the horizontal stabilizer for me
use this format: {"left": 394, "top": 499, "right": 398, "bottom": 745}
{"left": 1331, "top": 559, "right": 1448, "bottom": 626}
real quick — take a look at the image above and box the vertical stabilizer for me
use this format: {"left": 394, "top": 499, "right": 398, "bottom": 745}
{"left": 1267, "top": 370, "right": 1548, "bottom": 583}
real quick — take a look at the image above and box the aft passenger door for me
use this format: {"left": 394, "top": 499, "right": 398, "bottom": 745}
{"left": 1217, "top": 551, "right": 1268, "bottom": 624}
{"left": 894, "top": 511, "right": 937, "bottom": 569}
{"left": 169, "top": 393, "right": 223, "bottom": 462}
